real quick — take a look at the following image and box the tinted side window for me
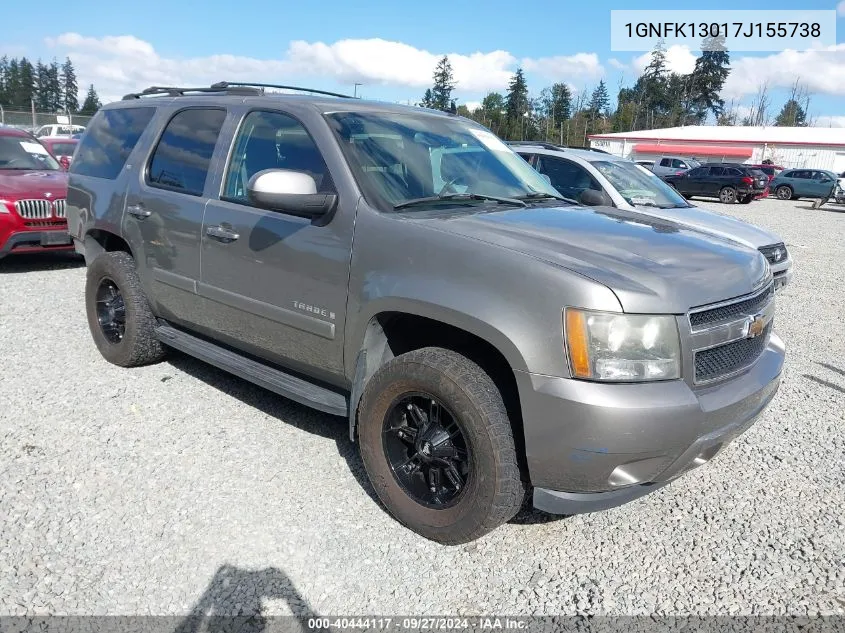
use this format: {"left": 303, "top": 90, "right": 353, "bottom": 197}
{"left": 147, "top": 108, "right": 226, "bottom": 196}
{"left": 538, "top": 157, "right": 602, "bottom": 197}
{"left": 791, "top": 170, "right": 808, "bottom": 179}
{"left": 726, "top": 168, "right": 742, "bottom": 176}
{"left": 223, "top": 110, "right": 335, "bottom": 203}
{"left": 660, "top": 158, "right": 671, "bottom": 167}
{"left": 71, "top": 107, "right": 155, "bottom": 180}
{"left": 708, "top": 166, "right": 725, "bottom": 176}
{"left": 687, "top": 167, "right": 706, "bottom": 177}
{"left": 672, "top": 159, "right": 686, "bottom": 168}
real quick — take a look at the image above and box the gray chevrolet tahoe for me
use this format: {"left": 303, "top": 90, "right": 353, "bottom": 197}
{"left": 66, "top": 82, "right": 785, "bottom": 544}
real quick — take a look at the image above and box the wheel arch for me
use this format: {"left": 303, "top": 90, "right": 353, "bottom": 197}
{"left": 347, "top": 307, "right": 527, "bottom": 474}
{"left": 83, "top": 229, "right": 135, "bottom": 264}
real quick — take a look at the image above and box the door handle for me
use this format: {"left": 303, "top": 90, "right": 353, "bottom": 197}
{"left": 206, "top": 225, "right": 240, "bottom": 242}
{"left": 127, "top": 204, "right": 151, "bottom": 219}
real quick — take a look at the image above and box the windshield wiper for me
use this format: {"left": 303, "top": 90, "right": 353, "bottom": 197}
{"left": 393, "top": 192, "right": 526, "bottom": 210}
{"left": 515, "top": 192, "right": 578, "bottom": 204}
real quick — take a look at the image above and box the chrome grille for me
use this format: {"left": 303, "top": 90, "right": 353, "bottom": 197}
{"left": 14, "top": 199, "right": 52, "bottom": 219}
{"left": 53, "top": 199, "right": 66, "bottom": 218}
{"left": 689, "top": 283, "right": 774, "bottom": 329}
{"left": 759, "top": 242, "right": 787, "bottom": 266}
{"left": 695, "top": 324, "right": 771, "bottom": 382}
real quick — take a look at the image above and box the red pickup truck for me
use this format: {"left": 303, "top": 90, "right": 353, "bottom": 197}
{"left": 0, "top": 126, "right": 73, "bottom": 259}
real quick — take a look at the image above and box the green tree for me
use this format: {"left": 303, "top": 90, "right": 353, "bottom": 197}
{"left": 504, "top": 68, "right": 529, "bottom": 138}
{"left": 419, "top": 88, "right": 434, "bottom": 108}
{"left": 430, "top": 55, "right": 456, "bottom": 111}
{"left": 35, "top": 60, "right": 51, "bottom": 111}
{"left": 61, "top": 57, "right": 79, "bottom": 113}
{"left": 79, "top": 84, "right": 102, "bottom": 115}
{"left": 47, "top": 59, "right": 62, "bottom": 111}
{"left": 550, "top": 83, "right": 572, "bottom": 123}
{"left": 587, "top": 80, "right": 610, "bottom": 117}
{"left": 0, "top": 56, "right": 9, "bottom": 106}
{"left": 774, "top": 99, "right": 807, "bottom": 126}
{"left": 15, "top": 58, "right": 35, "bottom": 110}
{"left": 687, "top": 35, "right": 730, "bottom": 123}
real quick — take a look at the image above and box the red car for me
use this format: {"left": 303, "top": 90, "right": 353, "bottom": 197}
{"left": 40, "top": 137, "right": 79, "bottom": 170}
{"left": 0, "top": 126, "right": 73, "bottom": 259}
{"left": 747, "top": 164, "right": 785, "bottom": 182}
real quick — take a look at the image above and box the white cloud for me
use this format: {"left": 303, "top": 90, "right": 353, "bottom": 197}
{"left": 44, "top": 32, "right": 605, "bottom": 104}
{"left": 837, "top": 0, "right": 845, "bottom": 16}
{"left": 521, "top": 53, "right": 604, "bottom": 80}
{"left": 633, "top": 45, "right": 697, "bottom": 75}
{"left": 722, "top": 44, "right": 845, "bottom": 99}
{"left": 814, "top": 115, "right": 845, "bottom": 127}
{"left": 463, "top": 101, "right": 483, "bottom": 112}
{"left": 607, "top": 58, "right": 627, "bottom": 71}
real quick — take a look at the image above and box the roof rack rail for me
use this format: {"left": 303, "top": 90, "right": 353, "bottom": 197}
{"left": 506, "top": 141, "right": 565, "bottom": 151}
{"left": 210, "top": 81, "right": 355, "bottom": 99}
{"left": 122, "top": 85, "right": 262, "bottom": 100}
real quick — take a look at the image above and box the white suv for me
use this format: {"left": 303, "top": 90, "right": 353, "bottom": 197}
{"left": 510, "top": 142, "right": 793, "bottom": 290}
{"left": 34, "top": 124, "right": 86, "bottom": 138}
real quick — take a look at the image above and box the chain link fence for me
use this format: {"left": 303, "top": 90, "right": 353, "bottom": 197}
{"left": 0, "top": 108, "right": 93, "bottom": 130}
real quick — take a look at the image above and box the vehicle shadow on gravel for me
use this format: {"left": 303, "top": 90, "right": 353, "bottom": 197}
{"left": 173, "top": 564, "right": 319, "bottom": 632}
{"left": 0, "top": 252, "right": 84, "bottom": 273}
{"left": 165, "top": 352, "right": 383, "bottom": 508}
{"left": 166, "top": 351, "right": 568, "bottom": 530}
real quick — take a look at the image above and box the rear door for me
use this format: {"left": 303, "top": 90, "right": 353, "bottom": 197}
{"left": 198, "top": 108, "right": 355, "bottom": 381}
{"left": 788, "top": 170, "right": 810, "bottom": 195}
{"left": 123, "top": 107, "right": 228, "bottom": 329}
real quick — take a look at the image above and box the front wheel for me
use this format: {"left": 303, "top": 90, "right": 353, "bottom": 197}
{"left": 776, "top": 185, "right": 794, "bottom": 200}
{"left": 719, "top": 186, "right": 737, "bottom": 204}
{"left": 357, "top": 347, "right": 525, "bottom": 544}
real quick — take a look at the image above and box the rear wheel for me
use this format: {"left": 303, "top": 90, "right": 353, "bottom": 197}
{"left": 776, "top": 185, "right": 794, "bottom": 200}
{"left": 358, "top": 347, "right": 525, "bottom": 544}
{"left": 85, "top": 251, "right": 165, "bottom": 367}
{"left": 719, "top": 186, "right": 737, "bottom": 204}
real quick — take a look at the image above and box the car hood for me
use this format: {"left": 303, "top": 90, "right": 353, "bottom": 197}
{"left": 418, "top": 204, "right": 769, "bottom": 314}
{"left": 0, "top": 169, "right": 68, "bottom": 199}
{"left": 630, "top": 203, "right": 782, "bottom": 249}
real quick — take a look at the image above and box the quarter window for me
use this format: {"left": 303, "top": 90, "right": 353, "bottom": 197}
{"left": 223, "top": 110, "right": 335, "bottom": 204}
{"left": 70, "top": 107, "right": 155, "bottom": 180}
{"left": 147, "top": 108, "right": 226, "bottom": 196}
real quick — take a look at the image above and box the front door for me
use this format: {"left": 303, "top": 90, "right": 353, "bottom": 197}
{"left": 198, "top": 109, "right": 354, "bottom": 381}
{"left": 123, "top": 107, "right": 228, "bottom": 328}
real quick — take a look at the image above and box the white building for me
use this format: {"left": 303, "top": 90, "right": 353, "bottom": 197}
{"left": 588, "top": 126, "right": 845, "bottom": 173}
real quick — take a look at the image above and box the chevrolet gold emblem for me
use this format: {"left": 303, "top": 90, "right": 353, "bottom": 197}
{"left": 744, "top": 314, "right": 766, "bottom": 338}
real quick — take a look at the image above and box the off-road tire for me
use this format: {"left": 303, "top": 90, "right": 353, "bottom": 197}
{"left": 719, "top": 186, "right": 737, "bottom": 204}
{"left": 776, "top": 185, "right": 794, "bottom": 200}
{"left": 85, "top": 251, "right": 165, "bottom": 367}
{"left": 358, "top": 347, "right": 525, "bottom": 544}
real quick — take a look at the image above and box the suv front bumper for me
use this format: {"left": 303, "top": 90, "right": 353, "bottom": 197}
{"left": 0, "top": 228, "right": 75, "bottom": 258}
{"left": 516, "top": 332, "right": 784, "bottom": 515}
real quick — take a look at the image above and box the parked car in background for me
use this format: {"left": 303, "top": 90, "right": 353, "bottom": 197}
{"left": 0, "top": 126, "right": 72, "bottom": 259}
{"left": 34, "top": 124, "right": 86, "bottom": 138}
{"left": 40, "top": 137, "right": 78, "bottom": 169}
{"left": 66, "top": 83, "right": 785, "bottom": 543}
{"left": 511, "top": 143, "right": 792, "bottom": 290}
{"left": 663, "top": 163, "right": 768, "bottom": 204}
{"left": 747, "top": 163, "right": 784, "bottom": 182}
{"left": 649, "top": 155, "right": 702, "bottom": 179}
{"left": 769, "top": 168, "right": 839, "bottom": 200}
{"left": 635, "top": 159, "right": 655, "bottom": 169}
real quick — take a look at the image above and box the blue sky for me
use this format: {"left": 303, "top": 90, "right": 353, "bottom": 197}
{"left": 3, "top": 0, "right": 845, "bottom": 125}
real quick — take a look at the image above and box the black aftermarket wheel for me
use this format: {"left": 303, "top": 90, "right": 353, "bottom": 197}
{"left": 358, "top": 347, "right": 525, "bottom": 545}
{"left": 85, "top": 251, "right": 165, "bottom": 367}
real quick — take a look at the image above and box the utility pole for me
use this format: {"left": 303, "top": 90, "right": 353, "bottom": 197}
{"left": 354, "top": 83, "right": 363, "bottom": 98}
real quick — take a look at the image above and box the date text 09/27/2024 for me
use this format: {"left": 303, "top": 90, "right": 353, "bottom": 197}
{"left": 624, "top": 22, "right": 821, "bottom": 39}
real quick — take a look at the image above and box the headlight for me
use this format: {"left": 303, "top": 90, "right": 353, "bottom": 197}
{"left": 564, "top": 308, "right": 681, "bottom": 382}
{"left": 0, "top": 199, "right": 12, "bottom": 214}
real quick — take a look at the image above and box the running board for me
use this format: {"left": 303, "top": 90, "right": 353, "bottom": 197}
{"left": 155, "top": 324, "right": 348, "bottom": 417}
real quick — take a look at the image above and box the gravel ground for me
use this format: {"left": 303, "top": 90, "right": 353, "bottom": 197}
{"left": 1, "top": 196, "right": 843, "bottom": 617}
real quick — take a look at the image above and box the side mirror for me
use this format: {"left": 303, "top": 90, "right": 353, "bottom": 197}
{"left": 247, "top": 169, "right": 337, "bottom": 219}
{"left": 579, "top": 189, "right": 608, "bottom": 207}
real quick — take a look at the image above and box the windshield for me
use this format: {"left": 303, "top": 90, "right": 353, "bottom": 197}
{"left": 591, "top": 160, "right": 689, "bottom": 208}
{"left": 0, "top": 136, "right": 60, "bottom": 171}
{"left": 325, "top": 112, "right": 559, "bottom": 211}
